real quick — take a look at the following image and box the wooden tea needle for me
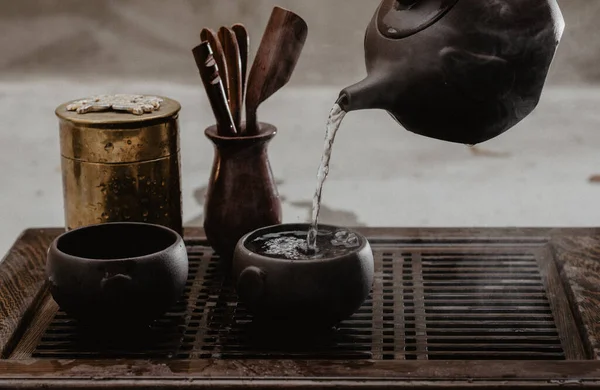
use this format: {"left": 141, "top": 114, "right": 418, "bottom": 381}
{"left": 218, "top": 26, "right": 243, "bottom": 132}
{"left": 231, "top": 23, "right": 250, "bottom": 106}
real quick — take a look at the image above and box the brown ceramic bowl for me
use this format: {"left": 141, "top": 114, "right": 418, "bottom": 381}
{"left": 46, "top": 222, "right": 188, "bottom": 327}
{"left": 232, "top": 223, "right": 374, "bottom": 329}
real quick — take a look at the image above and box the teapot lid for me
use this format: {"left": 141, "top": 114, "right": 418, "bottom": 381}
{"left": 376, "top": 0, "right": 459, "bottom": 39}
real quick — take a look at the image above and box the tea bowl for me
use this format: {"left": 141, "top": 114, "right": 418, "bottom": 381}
{"left": 46, "top": 222, "right": 188, "bottom": 327}
{"left": 232, "top": 223, "right": 374, "bottom": 329}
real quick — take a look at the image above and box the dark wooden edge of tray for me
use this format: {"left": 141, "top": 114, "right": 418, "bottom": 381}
{"left": 1, "top": 226, "right": 600, "bottom": 388}
{"left": 1, "top": 359, "right": 600, "bottom": 388}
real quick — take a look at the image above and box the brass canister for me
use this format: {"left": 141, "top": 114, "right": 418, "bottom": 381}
{"left": 55, "top": 95, "right": 183, "bottom": 234}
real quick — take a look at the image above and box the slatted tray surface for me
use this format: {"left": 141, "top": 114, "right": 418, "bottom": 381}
{"left": 26, "top": 237, "right": 584, "bottom": 361}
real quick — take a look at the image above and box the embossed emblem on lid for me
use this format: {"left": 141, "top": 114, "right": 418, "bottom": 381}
{"left": 66, "top": 94, "right": 164, "bottom": 115}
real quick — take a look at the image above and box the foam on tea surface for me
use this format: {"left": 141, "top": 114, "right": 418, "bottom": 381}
{"left": 247, "top": 228, "right": 361, "bottom": 260}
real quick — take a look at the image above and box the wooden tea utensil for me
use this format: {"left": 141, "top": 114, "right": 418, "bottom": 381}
{"left": 218, "top": 26, "right": 243, "bottom": 132}
{"left": 231, "top": 24, "right": 250, "bottom": 103}
{"left": 200, "top": 28, "right": 229, "bottom": 101}
{"left": 192, "top": 41, "right": 237, "bottom": 137}
{"left": 244, "top": 6, "right": 308, "bottom": 135}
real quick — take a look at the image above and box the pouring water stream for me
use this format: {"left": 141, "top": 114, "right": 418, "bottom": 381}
{"left": 306, "top": 103, "right": 347, "bottom": 252}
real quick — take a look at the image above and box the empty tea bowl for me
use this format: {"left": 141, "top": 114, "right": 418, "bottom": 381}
{"left": 232, "top": 223, "right": 374, "bottom": 329}
{"left": 46, "top": 222, "right": 188, "bottom": 327}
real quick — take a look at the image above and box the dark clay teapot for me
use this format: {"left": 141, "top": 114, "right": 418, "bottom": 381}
{"left": 338, "top": 0, "right": 565, "bottom": 145}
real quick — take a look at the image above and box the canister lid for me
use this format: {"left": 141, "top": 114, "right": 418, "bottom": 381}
{"left": 55, "top": 94, "right": 181, "bottom": 126}
{"left": 57, "top": 94, "right": 181, "bottom": 163}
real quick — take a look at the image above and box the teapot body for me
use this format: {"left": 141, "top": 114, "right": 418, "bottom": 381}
{"left": 340, "top": 0, "right": 565, "bottom": 145}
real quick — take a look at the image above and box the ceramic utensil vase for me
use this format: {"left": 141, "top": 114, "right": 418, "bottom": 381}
{"left": 203, "top": 122, "right": 282, "bottom": 263}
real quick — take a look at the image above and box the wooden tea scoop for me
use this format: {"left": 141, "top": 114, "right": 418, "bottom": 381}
{"left": 231, "top": 24, "right": 249, "bottom": 103}
{"left": 192, "top": 41, "right": 237, "bottom": 137}
{"left": 218, "top": 26, "right": 243, "bottom": 132}
{"left": 244, "top": 6, "right": 308, "bottom": 135}
{"left": 200, "top": 28, "right": 229, "bottom": 101}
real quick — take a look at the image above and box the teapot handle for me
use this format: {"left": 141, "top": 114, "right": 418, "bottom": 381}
{"left": 236, "top": 266, "right": 265, "bottom": 306}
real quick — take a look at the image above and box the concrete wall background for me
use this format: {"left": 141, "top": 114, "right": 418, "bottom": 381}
{"left": 1, "top": 0, "right": 599, "bottom": 86}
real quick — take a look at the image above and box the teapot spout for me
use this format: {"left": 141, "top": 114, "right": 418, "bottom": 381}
{"left": 337, "top": 75, "right": 388, "bottom": 113}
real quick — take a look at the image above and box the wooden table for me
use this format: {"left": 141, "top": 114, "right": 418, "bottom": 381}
{"left": 2, "top": 226, "right": 600, "bottom": 389}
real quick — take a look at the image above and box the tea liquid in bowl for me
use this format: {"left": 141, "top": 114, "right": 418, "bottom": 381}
{"left": 247, "top": 228, "right": 361, "bottom": 260}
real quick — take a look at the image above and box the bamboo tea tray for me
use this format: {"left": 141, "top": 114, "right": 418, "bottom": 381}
{"left": 2, "top": 227, "right": 600, "bottom": 389}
